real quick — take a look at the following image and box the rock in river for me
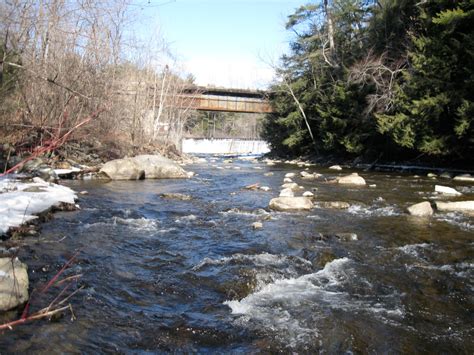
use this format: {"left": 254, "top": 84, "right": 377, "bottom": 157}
{"left": 407, "top": 201, "right": 433, "bottom": 217}
{"left": 435, "top": 185, "right": 462, "bottom": 196}
{"left": 160, "top": 193, "right": 193, "bottom": 201}
{"left": 269, "top": 197, "right": 314, "bottom": 211}
{"left": 336, "top": 173, "right": 366, "bottom": 186}
{"left": 435, "top": 201, "right": 474, "bottom": 214}
{"left": 281, "top": 182, "right": 300, "bottom": 191}
{"left": 453, "top": 174, "right": 474, "bottom": 183}
{"left": 279, "top": 188, "right": 294, "bottom": 197}
{"left": 0, "top": 257, "right": 29, "bottom": 311}
{"left": 317, "top": 201, "right": 351, "bottom": 209}
{"left": 252, "top": 221, "right": 263, "bottom": 230}
{"left": 100, "top": 154, "right": 188, "bottom": 180}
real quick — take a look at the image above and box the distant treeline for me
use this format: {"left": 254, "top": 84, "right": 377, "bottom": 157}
{"left": 263, "top": 0, "right": 473, "bottom": 166}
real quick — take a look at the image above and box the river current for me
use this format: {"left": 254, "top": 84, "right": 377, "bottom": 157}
{"left": 1, "top": 157, "right": 473, "bottom": 353}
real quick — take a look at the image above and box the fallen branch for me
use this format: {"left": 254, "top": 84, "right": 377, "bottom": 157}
{"left": 0, "top": 305, "right": 71, "bottom": 331}
{"left": 0, "top": 251, "right": 83, "bottom": 332}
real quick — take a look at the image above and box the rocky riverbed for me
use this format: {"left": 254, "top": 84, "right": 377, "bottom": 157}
{"left": 0, "top": 155, "right": 472, "bottom": 352}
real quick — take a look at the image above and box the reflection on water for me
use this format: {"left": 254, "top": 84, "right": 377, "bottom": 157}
{"left": 1, "top": 157, "right": 473, "bottom": 353}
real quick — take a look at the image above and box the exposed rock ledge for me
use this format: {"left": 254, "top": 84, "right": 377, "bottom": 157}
{"left": 100, "top": 154, "right": 189, "bottom": 180}
{"left": 435, "top": 201, "right": 474, "bottom": 214}
{"left": 269, "top": 197, "right": 314, "bottom": 211}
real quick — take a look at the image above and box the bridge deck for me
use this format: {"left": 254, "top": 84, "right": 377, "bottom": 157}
{"left": 180, "top": 86, "right": 273, "bottom": 113}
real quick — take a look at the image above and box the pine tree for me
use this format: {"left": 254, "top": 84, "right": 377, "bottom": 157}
{"left": 376, "top": 0, "right": 474, "bottom": 158}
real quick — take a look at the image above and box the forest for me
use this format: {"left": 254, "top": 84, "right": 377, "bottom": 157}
{"left": 262, "top": 0, "right": 474, "bottom": 167}
{"left": 0, "top": 0, "right": 197, "bottom": 166}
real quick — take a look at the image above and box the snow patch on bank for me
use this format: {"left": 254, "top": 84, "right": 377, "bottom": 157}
{"left": 0, "top": 177, "right": 77, "bottom": 234}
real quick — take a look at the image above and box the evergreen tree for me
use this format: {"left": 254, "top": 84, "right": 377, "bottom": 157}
{"left": 377, "top": 0, "right": 474, "bottom": 158}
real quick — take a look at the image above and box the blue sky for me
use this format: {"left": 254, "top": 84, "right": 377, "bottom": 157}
{"left": 135, "top": 0, "right": 301, "bottom": 89}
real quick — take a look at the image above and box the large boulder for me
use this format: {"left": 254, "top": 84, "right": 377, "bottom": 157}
{"left": 100, "top": 158, "right": 144, "bottom": 180}
{"left": 435, "top": 201, "right": 474, "bottom": 214}
{"left": 269, "top": 197, "right": 313, "bottom": 211}
{"left": 100, "top": 154, "right": 188, "bottom": 180}
{"left": 407, "top": 201, "right": 433, "bottom": 217}
{"left": 132, "top": 155, "right": 189, "bottom": 179}
{"left": 337, "top": 173, "right": 366, "bottom": 186}
{"left": 0, "top": 257, "right": 29, "bottom": 311}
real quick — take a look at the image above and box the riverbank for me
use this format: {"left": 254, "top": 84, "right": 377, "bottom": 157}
{"left": 263, "top": 151, "right": 474, "bottom": 177}
{"left": 0, "top": 140, "right": 199, "bottom": 316}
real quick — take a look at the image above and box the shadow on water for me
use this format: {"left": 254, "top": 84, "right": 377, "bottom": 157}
{"left": 1, "top": 157, "right": 473, "bottom": 353}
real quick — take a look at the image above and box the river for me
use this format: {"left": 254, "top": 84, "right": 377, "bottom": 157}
{"left": 1, "top": 157, "right": 473, "bottom": 353}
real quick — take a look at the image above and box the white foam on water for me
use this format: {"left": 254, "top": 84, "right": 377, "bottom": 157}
{"left": 347, "top": 204, "right": 400, "bottom": 217}
{"left": 397, "top": 243, "right": 431, "bottom": 258}
{"left": 219, "top": 208, "right": 270, "bottom": 218}
{"left": 306, "top": 215, "right": 322, "bottom": 220}
{"left": 82, "top": 217, "right": 159, "bottom": 232}
{"left": 224, "top": 258, "right": 404, "bottom": 348}
{"left": 111, "top": 217, "right": 159, "bottom": 231}
{"left": 407, "top": 261, "right": 474, "bottom": 282}
{"left": 193, "top": 252, "right": 312, "bottom": 272}
{"left": 174, "top": 214, "right": 197, "bottom": 223}
{"left": 434, "top": 212, "right": 474, "bottom": 231}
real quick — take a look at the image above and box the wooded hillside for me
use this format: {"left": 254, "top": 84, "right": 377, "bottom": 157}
{"left": 263, "top": 0, "right": 473, "bottom": 166}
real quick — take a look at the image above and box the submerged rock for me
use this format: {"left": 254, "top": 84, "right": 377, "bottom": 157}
{"left": 160, "top": 193, "right": 193, "bottom": 201}
{"left": 439, "top": 172, "right": 452, "bottom": 179}
{"left": 336, "top": 173, "right": 366, "bottom": 186}
{"left": 435, "top": 185, "right": 462, "bottom": 196}
{"left": 269, "top": 197, "right": 313, "bottom": 211}
{"left": 300, "top": 171, "right": 323, "bottom": 180}
{"left": 407, "top": 201, "right": 433, "bottom": 217}
{"left": 315, "top": 233, "right": 358, "bottom": 242}
{"left": 0, "top": 257, "right": 29, "bottom": 311}
{"left": 100, "top": 154, "right": 188, "bottom": 180}
{"left": 317, "top": 201, "right": 351, "bottom": 209}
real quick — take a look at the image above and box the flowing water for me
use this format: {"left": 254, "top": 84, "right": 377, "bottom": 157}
{"left": 1, "top": 157, "right": 473, "bottom": 353}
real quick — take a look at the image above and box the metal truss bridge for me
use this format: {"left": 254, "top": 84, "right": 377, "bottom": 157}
{"left": 179, "top": 86, "right": 273, "bottom": 114}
